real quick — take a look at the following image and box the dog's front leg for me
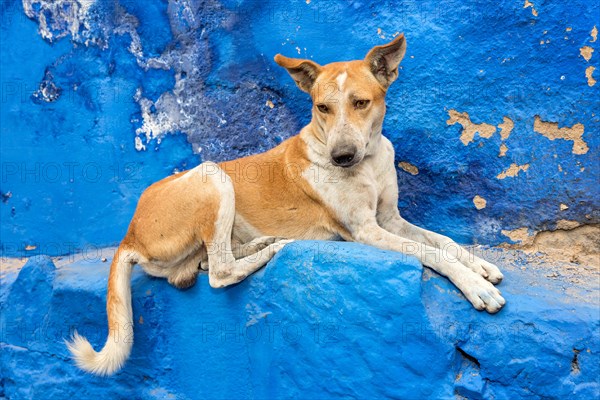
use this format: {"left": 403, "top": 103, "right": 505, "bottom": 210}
{"left": 375, "top": 173, "right": 503, "bottom": 284}
{"left": 351, "top": 217, "right": 505, "bottom": 313}
{"left": 377, "top": 206, "right": 504, "bottom": 284}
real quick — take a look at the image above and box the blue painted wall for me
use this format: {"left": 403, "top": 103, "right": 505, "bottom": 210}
{"left": 1, "top": 242, "right": 599, "bottom": 399}
{"left": 1, "top": 0, "right": 598, "bottom": 256}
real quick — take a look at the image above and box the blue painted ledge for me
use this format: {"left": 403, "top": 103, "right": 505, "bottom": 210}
{"left": 1, "top": 241, "right": 598, "bottom": 399}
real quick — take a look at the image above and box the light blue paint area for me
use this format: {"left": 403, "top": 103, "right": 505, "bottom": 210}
{"left": 1, "top": 0, "right": 598, "bottom": 255}
{"left": 1, "top": 242, "right": 598, "bottom": 398}
{"left": 1, "top": 1, "right": 198, "bottom": 256}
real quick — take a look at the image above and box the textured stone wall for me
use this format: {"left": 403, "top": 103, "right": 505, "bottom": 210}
{"left": 1, "top": 1, "right": 598, "bottom": 255}
{"left": 1, "top": 242, "right": 598, "bottom": 399}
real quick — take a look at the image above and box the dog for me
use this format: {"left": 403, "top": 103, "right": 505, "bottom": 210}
{"left": 67, "top": 34, "right": 505, "bottom": 376}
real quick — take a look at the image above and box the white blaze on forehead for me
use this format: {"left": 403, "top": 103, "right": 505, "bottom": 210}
{"left": 336, "top": 71, "right": 348, "bottom": 91}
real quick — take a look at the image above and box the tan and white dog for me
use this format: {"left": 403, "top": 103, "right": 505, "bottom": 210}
{"left": 67, "top": 34, "right": 505, "bottom": 376}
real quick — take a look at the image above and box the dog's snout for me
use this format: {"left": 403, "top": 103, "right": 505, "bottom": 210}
{"left": 332, "top": 152, "right": 355, "bottom": 166}
{"left": 331, "top": 147, "right": 357, "bottom": 167}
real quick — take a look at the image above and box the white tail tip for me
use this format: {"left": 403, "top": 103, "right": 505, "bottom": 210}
{"left": 65, "top": 331, "right": 130, "bottom": 376}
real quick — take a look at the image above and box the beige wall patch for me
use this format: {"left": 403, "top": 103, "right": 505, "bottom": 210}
{"left": 398, "top": 162, "right": 419, "bottom": 175}
{"left": 447, "top": 110, "right": 497, "bottom": 145}
{"left": 580, "top": 46, "right": 594, "bottom": 62}
{"left": 498, "top": 143, "right": 508, "bottom": 157}
{"left": 556, "top": 219, "right": 581, "bottom": 230}
{"left": 501, "top": 224, "right": 600, "bottom": 265}
{"left": 501, "top": 227, "right": 535, "bottom": 246}
{"left": 533, "top": 116, "right": 588, "bottom": 154}
{"left": 473, "top": 195, "right": 487, "bottom": 210}
{"left": 497, "top": 163, "right": 530, "bottom": 179}
{"left": 523, "top": 0, "right": 538, "bottom": 16}
{"left": 585, "top": 66, "right": 596, "bottom": 87}
{"left": 498, "top": 117, "right": 514, "bottom": 140}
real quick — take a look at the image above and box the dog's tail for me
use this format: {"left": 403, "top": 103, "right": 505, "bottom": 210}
{"left": 66, "top": 246, "right": 137, "bottom": 376}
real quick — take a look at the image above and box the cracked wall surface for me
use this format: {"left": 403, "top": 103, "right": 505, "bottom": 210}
{"left": 1, "top": 0, "right": 598, "bottom": 256}
{"left": 501, "top": 223, "right": 600, "bottom": 266}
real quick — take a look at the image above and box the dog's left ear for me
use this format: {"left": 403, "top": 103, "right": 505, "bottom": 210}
{"left": 274, "top": 54, "right": 322, "bottom": 93}
{"left": 364, "top": 34, "right": 407, "bottom": 89}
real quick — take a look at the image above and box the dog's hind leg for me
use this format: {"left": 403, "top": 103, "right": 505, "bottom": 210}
{"left": 167, "top": 251, "right": 202, "bottom": 289}
{"left": 232, "top": 236, "right": 287, "bottom": 259}
{"left": 203, "top": 169, "right": 292, "bottom": 288}
{"left": 208, "top": 239, "right": 292, "bottom": 288}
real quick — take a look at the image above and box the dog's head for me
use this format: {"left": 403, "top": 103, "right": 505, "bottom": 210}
{"left": 275, "top": 35, "right": 406, "bottom": 168}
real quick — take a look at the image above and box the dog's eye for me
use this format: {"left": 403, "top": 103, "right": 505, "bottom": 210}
{"left": 316, "top": 104, "right": 329, "bottom": 113}
{"left": 354, "top": 100, "right": 370, "bottom": 109}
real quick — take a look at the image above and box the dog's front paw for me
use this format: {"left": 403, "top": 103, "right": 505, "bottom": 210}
{"left": 457, "top": 272, "right": 506, "bottom": 314}
{"left": 473, "top": 257, "right": 504, "bottom": 284}
{"left": 464, "top": 256, "right": 504, "bottom": 285}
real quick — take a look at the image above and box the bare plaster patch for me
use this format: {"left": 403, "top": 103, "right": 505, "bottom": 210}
{"left": 585, "top": 66, "right": 596, "bottom": 87}
{"left": 498, "top": 143, "right": 508, "bottom": 157}
{"left": 498, "top": 117, "right": 514, "bottom": 140}
{"left": 523, "top": 0, "right": 538, "bottom": 17}
{"left": 580, "top": 46, "right": 594, "bottom": 61}
{"left": 533, "top": 116, "right": 588, "bottom": 154}
{"left": 497, "top": 163, "right": 529, "bottom": 179}
{"left": 473, "top": 195, "right": 487, "bottom": 210}
{"left": 398, "top": 162, "right": 419, "bottom": 175}
{"left": 502, "top": 223, "right": 600, "bottom": 266}
{"left": 446, "top": 110, "right": 497, "bottom": 145}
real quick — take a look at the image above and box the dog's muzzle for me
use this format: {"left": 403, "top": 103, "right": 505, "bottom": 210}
{"left": 331, "top": 146, "right": 358, "bottom": 168}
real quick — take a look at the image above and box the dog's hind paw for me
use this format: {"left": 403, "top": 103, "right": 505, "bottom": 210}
{"left": 233, "top": 236, "right": 289, "bottom": 258}
{"left": 272, "top": 239, "right": 295, "bottom": 251}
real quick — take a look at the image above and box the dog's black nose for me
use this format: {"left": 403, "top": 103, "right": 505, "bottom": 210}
{"left": 331, "top": 148, "right": 357, "bottom": 167}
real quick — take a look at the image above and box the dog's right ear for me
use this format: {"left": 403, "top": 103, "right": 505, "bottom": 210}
{"left": 274, "top": 55, "right": 322, "bottom": 93}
